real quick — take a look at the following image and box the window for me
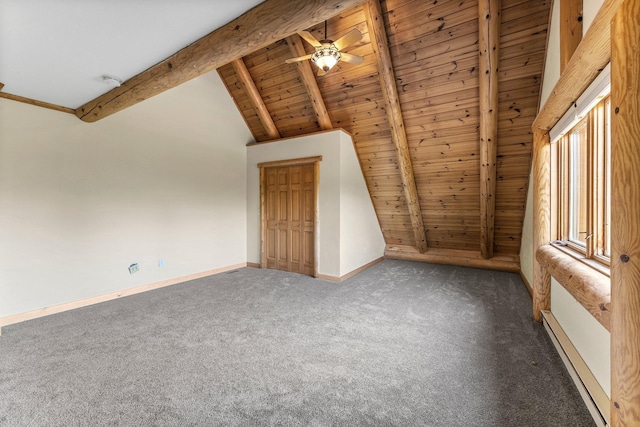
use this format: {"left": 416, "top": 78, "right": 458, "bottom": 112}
{"left": 568, "top": 120, "right": 588, "bottom": 246}
{"left": 552, "top": 95, "right": 611, "bottom": 268}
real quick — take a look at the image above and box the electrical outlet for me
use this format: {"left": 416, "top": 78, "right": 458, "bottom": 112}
{"left": 128, "top": 263, "right": 139, "bottom": 274}
{"left": 158, "top": 258, "right": 164, "bottom": 268}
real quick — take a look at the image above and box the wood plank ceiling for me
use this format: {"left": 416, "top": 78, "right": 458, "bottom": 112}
{"left": 218, "top": 0, "right": 551, "bottom": 272}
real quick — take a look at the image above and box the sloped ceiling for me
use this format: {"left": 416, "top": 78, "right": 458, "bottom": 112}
{"left": 219, "top": 0, "right": 551, "bottom": 270}
{"left": 2, "top": 0, "right": 551, "bottom": 272}
{"left": 0, "top": 0, "right": 264, "bottom": 108}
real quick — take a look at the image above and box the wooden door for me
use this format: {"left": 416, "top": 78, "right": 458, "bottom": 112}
{"left": 263, "top": 163, "right": 316, "bottom": 275}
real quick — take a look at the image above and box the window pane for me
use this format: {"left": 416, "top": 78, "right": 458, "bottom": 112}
{"left": 568, "top": 123, "right": 588, "bottom": 246}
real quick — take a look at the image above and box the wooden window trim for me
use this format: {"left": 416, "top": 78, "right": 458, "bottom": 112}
{"left": 550, "top": 243, "right": 610, "bottom": 278}
{"left": 567, "top": 119, "right": 588, "bottom": 251}
{"left": 552, "top": 96, "right": 611, "bottom": 268}
{"left": 592, "top": 100, "right": 605, "bottom": 259}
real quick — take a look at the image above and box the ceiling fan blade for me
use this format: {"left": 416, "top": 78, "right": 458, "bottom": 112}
{"left": 340, "top": 52, "right": 364, "bottom": 65}
{"left": 298, "top": 31, "right": 322, "bottom": 48}
{"left": 333, "top": 28, "right": 362, "bottom": 51}
{"left": 285, "top": 54, "right": 313, "bottom": 64}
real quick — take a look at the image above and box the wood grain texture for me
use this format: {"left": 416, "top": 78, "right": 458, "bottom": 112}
{"left": 257, "top": 156, "right": 323, "bottom": 169}
{"left": 559, "top": 0, "right": 583, "bottom": 73}
{"left": 479, "top": 0, "right": 500, "bottom": 259}
{"left": 286, "top": 34, "right": 333, "bottom": 130}
{"left": 533, "top": 0, "right": 624, "bottom": 131}
{"left": 364, "top": 0, "right": 427, "bottom": 253}
{"left": 536, "top": 245, "right": 611, "bottom": 331}
{"left": 611, "top": 2, "right": 640, "bottom": 424}
{"left": 232, "top": 58, "right": 281, "bottom": 140}
{"left": 219, "top": 0, "right": 550, "bottom": 263}
{"left": 0, "top": 92, "right": 75, "bottom": 114}
{"left": 75, "top": 0, "right": 367, "bottom": 122}
{"left": 263, "top": 164, "right": 316, "bottom": 275}
{"left": 532, "top": 130, "right": 551, "bottom": 322}
{"left": 385, "top": 244, "right": 520, "bottom": 273}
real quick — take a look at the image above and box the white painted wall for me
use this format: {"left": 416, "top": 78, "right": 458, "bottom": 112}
{"left": 519, "top": 0, "right": 610, "bottom": 398}
{"left": 520, "top": 0, "right": 561, "bottom": 286}
{"left": 338, "top": 132, "right": 385, "bottom": 276}
{"left": 0, "top": 72, "right": 253, "bottom": 318}
{"left": 246, "top": 130, "right": 385, "bottom": 278}
{"left": 582, "top": 0, "right": 606, "bottom": 36}
{"left": 551, "top": 278, "right": 610, "bottom": 396}
{"left": 246, "top": 132, "right": 341, "bottom": 277}
{"left": 520, "top": 170, "right": 535, "bottom": 285}
{"left": 539, "top": 0, "right": 562, "bottom": 109}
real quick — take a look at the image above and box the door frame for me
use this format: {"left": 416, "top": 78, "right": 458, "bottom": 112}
{"left": 257, "top": 156, "right": 321, "bottom": 278}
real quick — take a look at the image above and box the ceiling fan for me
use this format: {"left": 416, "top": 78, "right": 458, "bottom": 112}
{"left": 285, "top": 23, "right": 364, "bottom": 76}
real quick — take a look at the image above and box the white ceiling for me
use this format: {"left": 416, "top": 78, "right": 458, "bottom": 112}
{"left": 0, "top": 0, "right": 265, "bottom": 109}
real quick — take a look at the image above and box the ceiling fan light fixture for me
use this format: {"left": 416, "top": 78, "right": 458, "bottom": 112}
{"left": 311, "top": 45, "right": 341, "bottom": 72}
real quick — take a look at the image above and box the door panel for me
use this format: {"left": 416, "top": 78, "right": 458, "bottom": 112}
{"left": 265, "top": 168, "right": 278, "bottom": 269}
{"left": 278, "top": 229, "right": 288, "bottom": 269}
{"left": 262, "top": 163, "right": 316, "bottom": 275}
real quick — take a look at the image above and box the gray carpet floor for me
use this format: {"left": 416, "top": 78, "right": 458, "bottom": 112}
{"left": 0, "top": 259, "right": 594, "bottom": 426}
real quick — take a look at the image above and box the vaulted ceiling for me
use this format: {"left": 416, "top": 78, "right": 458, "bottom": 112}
{"left": 218, "top": 0, "right": 551, "bottom": 271}
{"left": 1, "top": 0, "right": 552, "bottom": 273}
{"left": 0, "top": 0, "right": 265, "bottom": 108}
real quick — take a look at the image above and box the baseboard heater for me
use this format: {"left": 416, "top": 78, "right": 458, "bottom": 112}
{"left": 542, "top": 310, "right": 609, "bottom": 427}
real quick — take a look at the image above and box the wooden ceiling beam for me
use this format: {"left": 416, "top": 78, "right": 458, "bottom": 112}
{"left": 231, "top": 58, "right": 281, "bottom": 140}
{"left": 478, "top": 0, "right": 500, "bottom": 260}
{"left": 0, "top": 92, "right": 75, "bottom": 114}
{"left": 75, "top": 0, "right": 367, "bottom": 122}
{"left": 286, "top": 34, "right": 333, "bottom": 130}
{"left": 364, "top": 0, "right": 427, "bottom": 253}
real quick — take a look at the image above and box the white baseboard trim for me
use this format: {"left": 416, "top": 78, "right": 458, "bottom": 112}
{"left": 316, "top": 257, "right": 384, "bottom": 282}
{"left": 542, "top": 310, "right": 609, "bottom": 426}
{"left": 0, "top": 262, "right": 248, "bottom": 335}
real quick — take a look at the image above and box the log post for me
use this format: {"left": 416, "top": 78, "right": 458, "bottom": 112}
{"left": 286, "top": 34, "right": 333, "bottom": 130}
{"left": 479, "top": 0, "right": 500, "bottom": 259}
{"left": 364, "top": 0, "right": 427, "bottom": 253}
{"left": 532, "top": 129, "right": 551, "bottom": 322}
{"left": 560, "top": 0, "right": 583, "bottom": 72}
{"left": 611, "top": 1, "right": 640, "bottom": 424}
{"left": 232, "top": 58, "right": 281, "bottom": 140}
